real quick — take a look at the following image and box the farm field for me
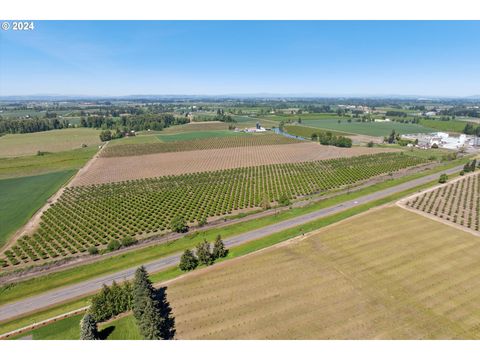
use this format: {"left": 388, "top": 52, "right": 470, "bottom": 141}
{"left": 418, "top": 118, "right": 469, "bottom": 133}
{"left": 101, "top": 133, "right": 301, "bottom": 157}
{"left": 301, "top": 119, "right": 436, "bottom": 137}
{"left": 72, "top": 143, "right": 400, "bottom": 186}
{"left": 0, "top": 152, "right": 426, "bottom": 268}
{"left": 0, "top": 128, "right": 101, "bottom": 157}
{"left": 231, "top": 115, "right": 277, "bottom": 128}
{"left": 160, "top": 206, "right": 480, "bottom": 339}
{"left": 1, "top": 157, "right": 463, "bottom": 313}
{"left": 26, "top": 205, "right": 480, "bottom": 340}
{"left": 109, "top": 133, "right": 161, "bottom": 145}
{"left": 404, "top": 172, "right": 480, "bottom": 233}
{"left": 0, "top": 147, "right": 97, "bottom": 179}
{"left": 0, "top": 170, "right": 75, "bottom": 250}
{"left": 260, "top": 113, "right": 349, "bottom": 122}
{"left": 284, "top": 124, "right": 353, "bottom": 138}
{"left": 156, "top": 130, "right": 246, "bottom": 142}
{"left": 161, "top": 121, "right": 229, "bottom": 133}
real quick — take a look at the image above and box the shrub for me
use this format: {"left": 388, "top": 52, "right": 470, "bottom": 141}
{"left": 367, "top": 141, "right": 374, "bottom": 148}
{"left": 439, "top": 174, "right": 448, "bottom": 184}
{"left": 179, "top": 249, "right": 198, "bottom": 271}
{"left": 88, "top": 246, "right": 99, "bottom": 255}
{"left": 121, "top": 236, "right": 138, "bottom": 247}
{"left": 99, "top": 130, "right": 112, "bottom": 141}
{"left": 170, "top": 216, "right": 188, "bottom": 233}
{"left": 278, "top": 194, "right": 291, "bottom": 207}
{"left": 197, "top": 217, "right": 207, "bottom": 227}
{"left": 107, "top": 239, "right": 121, "bottom": 252}
{"left": 261, "top": 193, "right": 271, "bottom": 210}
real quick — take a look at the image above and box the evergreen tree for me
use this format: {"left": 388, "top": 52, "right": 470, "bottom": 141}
{"left": 80, "top": 313, "right": 99, "bottom": 340}
{"left": 133, "top": 266, "right": 154, "bottom": 320}
{"left": 137, "top": 296, "right": 163, "bottom": 340}
{"left": 212, "top": 235, "right": 228, "bottom": 260}
{"left": 196, "top": 240, "right": 213, "bottom": 266}
{"left": 179, "top": 249, "right": 198, "bottom": 271}
{"left": 133, "top": 266, "right": 163, "bottom": 339}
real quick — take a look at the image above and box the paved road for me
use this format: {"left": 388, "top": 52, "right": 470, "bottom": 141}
{"left": 0, "top": 165, "right": 462, "bottom": 323}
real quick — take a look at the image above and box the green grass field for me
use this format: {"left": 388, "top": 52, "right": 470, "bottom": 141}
{"left": 0, "top": 128, "right": 101, "bottom": 157}
{"left": 418, "top": 118, "right": 470, "bottom": 133}
{"left": 156, "top": 130, "right": 245, "bottom": 142}
{"left": 99, "top": 315, "right": 142, "bottom": 340}
{"left": 10, "top": 314, "right": 83, "bottom": 340}
{"left": 10, "top": 313, "right": 142, "bottom": 340}
{"left": 301, "top": 119, "right": 436, "bottom": 137}
{"left": 284, "top": 124, "right": 353, "bottom": 138}
{"left": 161, "top": 122, "right": 229, "bottom": 133}
{"left": 0, "top": 170, "right": 76, "bottom": 248}
{"left": 0, "top": 147, "right": 97, "bottom": 179}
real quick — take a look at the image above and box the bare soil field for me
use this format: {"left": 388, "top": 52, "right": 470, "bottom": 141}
{"left": 165, "top": 206, "right": 480, "bottom": 339}
{"left": 401, "top": 172, "right": 480, "bottom": 234}
{"left": 72, "top": 142, "right": 399, "bottom": 186}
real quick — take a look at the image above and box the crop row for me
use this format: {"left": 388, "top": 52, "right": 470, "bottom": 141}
{"left": 101, "top": 133, "right": 301, "bottom": 157}
{"left": 1, "top": 152, "right": 426, "bottom": 268}
{"left": 407, "top": 173, "right": 480, "bottom": 230}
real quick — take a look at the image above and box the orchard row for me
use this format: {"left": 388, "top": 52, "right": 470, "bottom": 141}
{"left": 1, "top": 152, "right": 426, "bottom": 268}
{"left": 407, "top": 173, "right": 480, "bottom": 231}
{"left": 101, "top": 133, "right": 300, "bottom": 157}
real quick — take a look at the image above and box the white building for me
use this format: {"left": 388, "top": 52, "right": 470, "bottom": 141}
{"left": 402, "top": 132, "right": 473, "bottom": 150}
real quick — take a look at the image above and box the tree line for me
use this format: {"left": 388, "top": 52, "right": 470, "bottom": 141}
{"left": 80, "top": 266, "right": 175, "bottom": 340}
{"left": 179, "top": 235, "right": 228, "bottom": 271}
{"left": 0, "top": 117, "right": 70, "bottom": 134}
{"left": 312, "top": 131, "right": 352, "bottom": 148}
{"left": 462, "top": 123, "right": 480, "bottom": 136}
{"left": 82, "top": 113, "right": 188, "bottom": 132}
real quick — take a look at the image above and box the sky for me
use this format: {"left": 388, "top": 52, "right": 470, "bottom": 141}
{"left": 0, "top": 21, "right": 479, "bottom": 97}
